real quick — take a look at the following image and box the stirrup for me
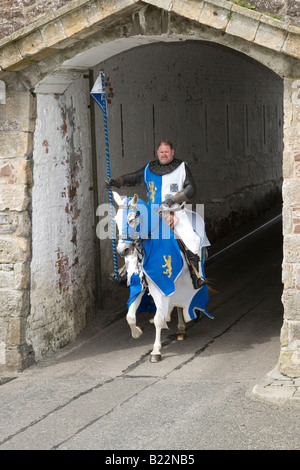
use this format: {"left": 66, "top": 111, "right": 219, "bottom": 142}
{"left": 193, "top": 275, "right": 207, "bottom": 289}
{"left": 189, "top": 267, "right": 207, "bottom": 289}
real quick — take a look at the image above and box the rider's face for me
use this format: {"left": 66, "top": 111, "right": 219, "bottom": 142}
{"left": 157, "top": 144, "right": 174, "bottom": 165}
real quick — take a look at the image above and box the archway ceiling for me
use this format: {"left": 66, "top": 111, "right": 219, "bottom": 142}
{"left": 0, "top": 0, "right": 299, "bottom": 88}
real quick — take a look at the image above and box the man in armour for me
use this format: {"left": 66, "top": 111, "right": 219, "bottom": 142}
{"left": 107, "top": 140, "right": 207, "bottom": 289}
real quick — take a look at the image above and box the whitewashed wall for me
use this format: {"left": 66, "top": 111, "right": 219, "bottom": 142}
{"left": 28, "top": 75, "right": 96, "bottom": 360}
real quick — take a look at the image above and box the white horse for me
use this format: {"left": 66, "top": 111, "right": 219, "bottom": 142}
{"left": 113, "top": 192, "right": 213, "bottom": 362}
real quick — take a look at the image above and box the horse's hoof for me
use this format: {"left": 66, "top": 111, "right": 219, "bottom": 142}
{"left": 177, "top": 333, "right": 186, "bottom": 341}
{"left": 149, "top": 354, "right": 161, "bottom": 363}
{"left": 132, "top": 326, "right": 143, "bottom": 339}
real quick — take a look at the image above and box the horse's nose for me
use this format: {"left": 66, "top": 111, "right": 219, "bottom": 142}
{"left": 117, "top": 245, "right": 130, "bottom": 257}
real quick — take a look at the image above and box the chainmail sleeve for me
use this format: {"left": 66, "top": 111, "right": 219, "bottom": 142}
{"left": 182, "top": 163, "right": 196, "bottom": 200}
{"left": 121, "top": 166, "right": 145, "bottom": 186}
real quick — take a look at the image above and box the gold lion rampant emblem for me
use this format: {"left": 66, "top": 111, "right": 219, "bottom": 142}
{"left": 162, "top": 255, "right": 172, "bottom": 278}
{"left": 148, "top": 181, "right": 157, "bottom": 203}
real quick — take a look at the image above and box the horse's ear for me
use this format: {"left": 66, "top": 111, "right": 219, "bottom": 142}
{"left": 112, "top": 191, "right": 122, "bottom": 206}
{"left": 131, "top": 193, "right": 138, "bottom": 206}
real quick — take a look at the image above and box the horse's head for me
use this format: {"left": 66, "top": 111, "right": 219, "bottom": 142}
{"left": 113, "top": 192, "right": 143, "bottom": 258}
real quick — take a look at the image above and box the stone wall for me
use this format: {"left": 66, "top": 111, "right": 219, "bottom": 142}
{"left": 0, "top": 77, "right": 35, "bottom": 371}
{"left": 280, "top": 77, "right": 300, "bottom": 377}
{"left": 0, "top": 0, "right": 75, "bottom": 39}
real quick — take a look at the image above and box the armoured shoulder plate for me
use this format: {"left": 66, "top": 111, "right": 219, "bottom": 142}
{"left": 148, "top": 158, "right": 183, "bottom": 175}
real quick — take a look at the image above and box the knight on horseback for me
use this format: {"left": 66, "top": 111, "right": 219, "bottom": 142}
{"left": 107, "top": 140, "right": 208, "bottom": 289}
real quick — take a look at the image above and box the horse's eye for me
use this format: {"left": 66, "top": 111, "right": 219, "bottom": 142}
{"left": 127, "top": 212, "right": 139, "bottom": 228}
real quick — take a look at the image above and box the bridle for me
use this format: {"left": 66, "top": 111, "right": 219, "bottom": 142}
{"left": 117, "top": 203, "right": 140, "bottom": 241}
{"left": 117, "top": 197, "right": 180, "bottom": 254}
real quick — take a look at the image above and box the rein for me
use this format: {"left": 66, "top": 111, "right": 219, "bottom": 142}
{"left": 118, "top": 201, "right": 162, "bottom": 250}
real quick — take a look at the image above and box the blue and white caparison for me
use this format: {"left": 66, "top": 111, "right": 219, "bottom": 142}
{"left": 113, "top": 192, "right": 213, "bottom": 362}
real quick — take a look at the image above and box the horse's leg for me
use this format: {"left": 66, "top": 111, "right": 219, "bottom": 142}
{"left": 149, "top": 310, "right": 165, "bottom": 363}
{"left": 177, "top": 307, "right": 186, "bottom": 341}
{"left": 126, "top": 292, "right": 144, "bottom": 339}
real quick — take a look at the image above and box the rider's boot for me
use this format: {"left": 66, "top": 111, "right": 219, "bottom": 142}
{"left": 186, "top": 250, "right": 207, "bottom": 289}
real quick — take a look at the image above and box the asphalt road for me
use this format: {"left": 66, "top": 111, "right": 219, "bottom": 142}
{"left": 0, "top": 214, "right": 299, "bottom": 451}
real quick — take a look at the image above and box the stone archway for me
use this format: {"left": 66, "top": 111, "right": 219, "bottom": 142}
{"left": 0, "top": 0, "right": 299, "bottom": 382}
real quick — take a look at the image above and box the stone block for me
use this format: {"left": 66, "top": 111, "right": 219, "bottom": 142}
{"left": 226, "top": 6, "right": 260, "bottom": 42}
{"left": 282, "top": 261, "right": 293, "bottom": 288}
{"left": 259, "top": 13, "right": 288, "bottom": 32}
{"left": 279, "top": 347, "right": 300, "bottom": 378}
{"left": 280, "top": 319, "right": 288, "bottom": 347}
{"left": 17, "top": 30, "right": 46, "bottom": 57}
{"left": 254, "top": 22, "right": 287, "bottom": 52}
{"left": 199, "top": 1, "right": 230, "bottom": 30}
{"left": 282, "top": 204, "right": 293, "bottom": 236}
{"left": 296, "top": 265, "right": 300, "bottom": 289}
{"left": 282, "top": 288, "right": 300, "bottom": 319}
{"left": 292, "top": 207, "right": 300, "bottom": 235}
{"left": 282, "top": 179, "right": 300, "bottom": 205}
{"left": 0, "top": 43, "right": 23, "bottom": 70}
{"left": 16, "top": 236, "right": 30, "bottom": 259}
{"left": 2, "top": 347, "right": 24, "bottom": 372}
{"left": 253, "top": 381, "right": 296, "bottom": 405}
{"left": 14, "top": 262, "right": 30, "bottom": 290}
{"left": 289, "top": 321, "right": 300, "bottom": 348}
{"left": 7, "top": 317, "right": 26, "bottom": 347}
{"left": 0, "top": 184, "right": 29, "bottom": 211}
{"left": 16, "top": 211, "right": 31, "bottom": 238}
{"left": 230, "top": 3, "right": 261, "bottom": 20}
{"left": 0, "top": 267, "right": 14, "bottom": 288}
{"left": 61, "top": 9, "right": 89, "bottom": 37}
{"left": 282, "top": 32, "right": 300, "bottom": 59}
{"left": 282, "top": 149, "right": 294, "bottom": 179}
{"left": 41, "top": 20, "right": 67, "bottom": 47}
{"left": 0, "top": 160, "right": 32, "bottom": 186}
{"left": 2, "top": 91, "right": 37, "bottom": 132}
{"left": 172, "top": 0, "right": 203, "bottom": 21}
{"left": 16, "top": 159, "right": 32, "bottom": 185}
{"left": 0, "top": 237, "right": 22, "bottom": 263}
{"left": 0, "top": 339, "right": 5, "bottom": 366}
{"left": 283, "top": 235, "right": 300, "bottom": 264}
{"left": 0, "top": 133, "right": 33, "bottom": 158}
{"left": 0, "top": 288, "right": 29, "bottom": 317}
{"left": 144, "top": 0, "right": 173, "bottom": 10}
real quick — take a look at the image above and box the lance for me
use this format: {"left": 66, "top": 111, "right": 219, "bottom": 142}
{"left": 90, "top": 71, "right": 119, "bottom": 281}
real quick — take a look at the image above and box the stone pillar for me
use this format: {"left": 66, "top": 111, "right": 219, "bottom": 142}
{"left": 280, "top": 77, "right": 300, "bottom": 377}
{"left": 0, "top": 79, "right": 35, "bottom": 372}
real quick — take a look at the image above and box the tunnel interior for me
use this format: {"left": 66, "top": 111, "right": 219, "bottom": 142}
{"left": 93, "top": 40, "right": 283, "bottom": 294}
{"left": 28, "top": 39, "right": 283, "bottom": 358}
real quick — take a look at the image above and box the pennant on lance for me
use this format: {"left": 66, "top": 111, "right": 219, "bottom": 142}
{"left": 90, "top": 73, "right": 107, "bottom": 114}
